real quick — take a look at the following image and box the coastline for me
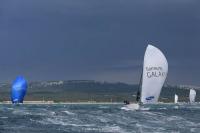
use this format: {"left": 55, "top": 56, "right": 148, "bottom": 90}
{"left": 0, "top": 101, "right": 123, "bottom": 105}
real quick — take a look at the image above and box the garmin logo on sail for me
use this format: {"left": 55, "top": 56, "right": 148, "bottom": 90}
{"left": 145, "top": 67, "right": 166, "bottom": 78}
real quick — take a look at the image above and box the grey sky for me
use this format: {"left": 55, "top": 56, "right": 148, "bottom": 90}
{"left": 0, "top": 0, "right": 200, "bottom": 85}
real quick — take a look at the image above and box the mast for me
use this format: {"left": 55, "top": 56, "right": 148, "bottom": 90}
{"left": 136, "top": 71, "right": 143, "bottom": 102}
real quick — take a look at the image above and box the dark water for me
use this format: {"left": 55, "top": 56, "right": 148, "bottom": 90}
{"left": 0, "top": 104, "right": 199, "bottom": 133}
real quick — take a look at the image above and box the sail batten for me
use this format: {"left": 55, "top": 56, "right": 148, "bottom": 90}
{"left": 141, "top": 45, "right": 168, "bottom": 104}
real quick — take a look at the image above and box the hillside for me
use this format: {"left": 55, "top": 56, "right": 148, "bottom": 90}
{"left": 0, "top": 80, "right": 199, "bottom": 103}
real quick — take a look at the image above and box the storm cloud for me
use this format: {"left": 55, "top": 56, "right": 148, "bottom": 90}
{"left": 0, "top": 0, "right": 199, "bottom": 85}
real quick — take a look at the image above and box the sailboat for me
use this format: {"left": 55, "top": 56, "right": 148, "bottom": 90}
{"left": 189, "top": 89, "right": 196, "bottom": 103}
{"left": 174, "top": 94, "right": 178, "bottom": 104}
{"left": 125, "top": 44, "right": 168, "bottom": 110}
{"left": 11, "top": 76, "right": 28, "bottom": 104}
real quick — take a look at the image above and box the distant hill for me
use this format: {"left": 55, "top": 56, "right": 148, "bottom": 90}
{"left": 0, "top": 80, "right": 199, "bottom": 103}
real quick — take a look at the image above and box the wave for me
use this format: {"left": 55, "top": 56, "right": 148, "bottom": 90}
{"left": 173, "top": 106, "right": 179, "bottom": 109}
{"left": 38, "top": 117, "right": 95, "bottom": 127}
{"left": 157, "top": 107, "right": 167, "bottom": 110}
{"left": 95, "top": 116, "right": 110, "bottom": 123}
{"left": 98, "top": 106, "right": 109, "bottom": 109}
{"left": 62, "top": 110, "right": 75, "bottom": 115}
{"left": 2, "top": 104, "right": 200, "bottom": 133}
{"left": 0, "top": 117, "right": 8, "bottom": 119}
{"left": 140, "top": 107, "right": 150, "bottom": 111}
{"left": 83, "top": 126, "right": 128, "bottom": 133}
{"left": 121, "top": 106, "right": 132, "bottom": 111}
{"left": 12, "top": 109, "right": 31, "bottom": 115}
{"left": 101, "top": 126, "right": 128, "bottom": 133}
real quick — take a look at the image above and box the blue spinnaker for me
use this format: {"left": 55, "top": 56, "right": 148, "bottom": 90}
{"left": 11, "top": 76, "right": 28, "bottom": 103}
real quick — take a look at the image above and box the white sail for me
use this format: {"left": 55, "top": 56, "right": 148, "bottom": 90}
{"left": 141, "top": 45, "right": 168, "bottom": 104}
{"left": 174, "top": 94, "right": 178, "bottom": 103}
{"left": 189, "top": 89, "right": 196, "bottom": 103}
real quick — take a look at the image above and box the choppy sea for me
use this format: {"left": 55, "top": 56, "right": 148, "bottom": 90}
{"left": 0, "top": 103, "right": 199, "bottom": 133}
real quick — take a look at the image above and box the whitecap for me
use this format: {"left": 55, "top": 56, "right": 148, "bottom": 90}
{"left": 12, "top": 110, "right": 31, "bottom": 115}
{"left": 7, "top": 108, "right": 14, "bottom": 110}
{"left": 156, "top": 107, "right": 167, "bottom": 110}
{"left": 96, "top": 116, "right": 109, "bottom": 123}
{"left": 38, "top": 117, "right": 95, "bottom": 127}
{"left": 62, "top": 110, "right": 75, "bottom": 115}
{"left": 190, "top": 128, "right": 198, "bottom": 132}
{"left": 0, "top": 117, "right": 8, "bottom": 119}
{"left": 98, "top": 106, "right": 109, "bottom": 109}
{"left": 49, "top": 111, "right": 56, "bottom": 116}
{"left": 140, "top": 107, "right": 150, "bottom": 111}
{"left": 173, "top": 106, "right": 179, "bottom": 109}
{"left": 167, "top": 116, "right": 184, "bottom": 121}
{"left": 142, "top": 111, "right": 160, "bottom": 116}
{"left": 101, "top": 126, "right": 128, "bottom": 133}
{"left": 121, "top": 107, "right": 132, "bottom": 111}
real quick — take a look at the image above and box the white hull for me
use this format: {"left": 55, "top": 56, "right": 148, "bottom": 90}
{"left": 121, "top": 103, "right": 140, "bottom": 111}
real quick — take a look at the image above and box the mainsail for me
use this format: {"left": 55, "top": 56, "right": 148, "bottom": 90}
{"left": 140, "top": 45, "right": 168, "bottom": 104}
{"left": 189, "top": 89, "right": 196, "bottom": 103}
{"left": 174, "top": 94, "right": 178, "bottom": 103}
